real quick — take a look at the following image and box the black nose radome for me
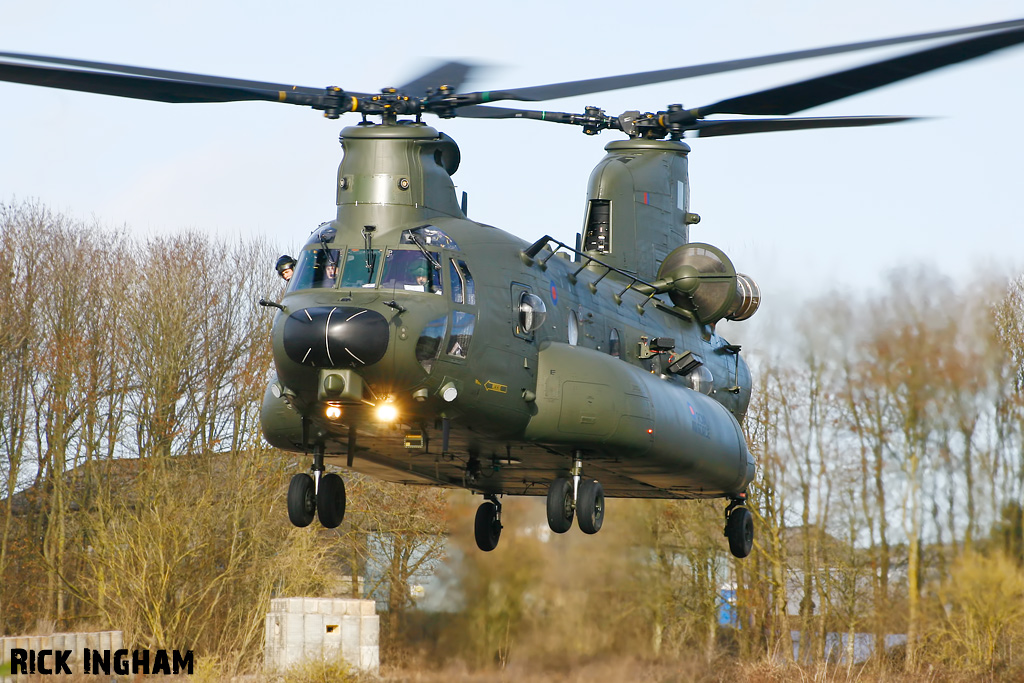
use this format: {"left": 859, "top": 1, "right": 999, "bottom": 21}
{"left": 283, "top": 307, "right": 389, "bottom": 368}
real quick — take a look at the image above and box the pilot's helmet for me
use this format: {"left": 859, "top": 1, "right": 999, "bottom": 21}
{"left": 410, "top": 263, "right": 429, "bottom": 279}
{"left": 275, "top": 255, "right": 296, "bottom": 275}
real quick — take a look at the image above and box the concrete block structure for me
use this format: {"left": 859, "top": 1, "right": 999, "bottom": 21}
{"left": 264, "top": 597, "right": 379, "bottom": 674}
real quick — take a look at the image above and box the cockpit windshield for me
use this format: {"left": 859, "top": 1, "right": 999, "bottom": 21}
{"left": 288, "top": 248, "right": 340, "bottom": 292}
{"left": 339, "top": 249, "right": 381, "bottom": 288}
{"left": 380, "top": 249, "right": 442, "bottom": 294}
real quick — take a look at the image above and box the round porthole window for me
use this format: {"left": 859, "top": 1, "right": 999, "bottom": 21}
{"left": 688, "top": 365, "right": 714, "bottom": 395}
{"left": 518, "top": 292, "right": 547, "bottom": 333}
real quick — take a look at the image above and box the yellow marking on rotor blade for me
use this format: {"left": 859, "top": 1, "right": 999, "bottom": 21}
{"left": 279, "top": 91, "right": 287, "bottom": 102}
{"left": 658, "top": 114, "right": 666, "bottom": 126}
{"left": 350, "top": 96, "right": 358, "bottom": 111}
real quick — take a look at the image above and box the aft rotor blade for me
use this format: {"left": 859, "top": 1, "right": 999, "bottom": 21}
{"left": 459, "top": 17, "right": 1024, "bottom": 104}
{"left": 688, "top": 115, "right": 920, "bottom": 138}
{"left": 0, "top": 51, "right": 328, "bottom": 96}
{"left": 398, "top": 60, "right": 475, "bottom": 98}
{"left": 697, "top": 25, "right": 1024, "bottom": 116}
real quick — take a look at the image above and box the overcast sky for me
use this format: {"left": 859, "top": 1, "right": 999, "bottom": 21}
{"left": 2, "top": 1, "right": 1023, "bottom": 329}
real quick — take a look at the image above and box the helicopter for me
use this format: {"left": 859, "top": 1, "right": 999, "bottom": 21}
{"left": 3, "top": 17, "right": 1023, "bottom": 556}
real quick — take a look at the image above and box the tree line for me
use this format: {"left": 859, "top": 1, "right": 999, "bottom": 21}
{"left": 3, "top": 200, "right": 1024, "bottom": 679}
{"left": 0, "top": 202, "right": 445, "bottom": 676}
{"left": 416, "top": 269, "right": 1024, "bottom": 678}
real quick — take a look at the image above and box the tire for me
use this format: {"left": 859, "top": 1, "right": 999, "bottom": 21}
{"left": 317, "top": 472, "right": 347, "bottom": 529}
{"left": 474, "top": 501, "right": 501, "bottom": 551}
{"left": 287, "top": 473, "right": 316, "bottom": 527}
{"left": 726, "top": 506, "right": 754, "bottom": 558}
{"left": 576, "top": 479, "right": 605, "bottom": 535}
{"left": 546, "top": 477, "right": 575, "bottom": 534}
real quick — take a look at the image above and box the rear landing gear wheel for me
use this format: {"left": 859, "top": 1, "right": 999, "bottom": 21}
{"left": 474, "top": 500, "right": 502, "bottom": 552}
{"left": 576, "top": 479, "right": 605, "bottom": 535}
{"left": 317, "top": 472, "right": 347, "bottom": 529}
{"left": 546, "top": 477, "right": 575, "bottom": 534}
{"left": 287, "top": 473, "right": 316, "bottom": 528}
{"left": 725, "top": 505, "right": 754, "bottom": 558}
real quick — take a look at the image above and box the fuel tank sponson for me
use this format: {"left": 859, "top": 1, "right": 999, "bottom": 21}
{"left": 525, "top": 343, "right": 753, "bottom": 494}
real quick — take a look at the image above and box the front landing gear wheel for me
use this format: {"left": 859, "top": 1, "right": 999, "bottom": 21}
{"left": 317, "top": 472, "right": 347, "bottom": 529}
{"left": 576, "top": 479, "right": 605, "bottom": 535}
{"left": 287, "top": 473, "right": 316, "bottom": 527}
{"left": 474, "top": 501, "right": 502, "bottom": 552}
{"left": 546, "top": 477, "right": 574, "bottom": 534}
{"left": 725, "top": 506, "right": 754, "bottom": 558}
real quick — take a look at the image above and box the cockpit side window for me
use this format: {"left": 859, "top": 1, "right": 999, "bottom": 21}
{"left": 457, "top": 260, "right": 475, "bottom": 305}
{"left": 449, "top": 259, "right": 463, "bottom": 304}
{"left": 288, "top": 248, "right": 341, "bottom": 291}
{"left": 380, "top": 249, "right": 442, "bottom": 293}
{"left": 447, "top": 311, "right": 475, "bottom": 358}
{"left": 448, "top": 259, "right": 476, "bottom": 305}
{"left": 340, "top": 249, "right": 381, "bottom": 288}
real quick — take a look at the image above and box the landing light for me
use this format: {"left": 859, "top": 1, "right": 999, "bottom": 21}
{"left": 376, "top": 400, "right": 399, "bottom": 423}
{"left": 325, "top": 404, "right": 343, "bottom": 420}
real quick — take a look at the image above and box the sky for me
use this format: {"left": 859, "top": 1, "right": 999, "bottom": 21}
{"left": 2, "top": 0, "right": 1023, "bottom": 332}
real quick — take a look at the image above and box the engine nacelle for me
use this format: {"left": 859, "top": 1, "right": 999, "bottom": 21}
{"left": 656, "top": 243, "right": 760, "bottom": 324}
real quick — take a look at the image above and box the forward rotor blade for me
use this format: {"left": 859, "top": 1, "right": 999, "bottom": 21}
{"left": 698, "top": 25, "right": 1024, "bottom": 116}
{"left": 0, "top": 51, "right": 329, "bottom": 96}
{"left": 0, "top": 60, "right": 290, "bottom": 103}
{"left": 398, "top": 60, "right": 475, "bottom": 98}
{"left": 460, "top": 17, "right": 1024, "bottom": 104}
{"left": 688, "top": 115, "right": 920, "bottom": 138}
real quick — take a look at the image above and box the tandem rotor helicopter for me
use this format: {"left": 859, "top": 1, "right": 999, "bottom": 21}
{"left": 3, "top": 17, "right": 1024, "bottom": 556}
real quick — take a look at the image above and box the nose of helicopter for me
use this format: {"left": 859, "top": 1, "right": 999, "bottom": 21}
{"left": 282, "top": 306, "right": 389, "bottom": 368}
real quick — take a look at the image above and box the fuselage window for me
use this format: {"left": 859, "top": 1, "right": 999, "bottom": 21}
{"left": 447, "top": 311, "right": 475, "bottom": 358}
{"left": 289, "top": 248, "right": 341, "bottom": 291}
{"left": 609, "top": 328, "right": 621, "bottom": 357}
{"left": 380, "top": 249, "right": 442, "bottom": 293}
{"left": 518, "top": 292, "right": 547, "bottom": 334}
{"left": 339, "top": 248, "right": 381, "bottom": 288}
{"left": 567, "top": 310, "right": 579, "bottom": 346}
{"left": 688, "top": 365, "right": 715, "bottom": 395}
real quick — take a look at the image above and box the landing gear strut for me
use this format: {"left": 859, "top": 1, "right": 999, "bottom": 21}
{"left": 287, "top": 444, "right": 347, "bottom": 529}
{"left": 546, "top": 454, "right": 605, "bottom": 535}
{"left": 724, "top": 495, "right": 753, "bottom": 558}
{"left": 474, "top": 494, "right": 502, "bottom": 552}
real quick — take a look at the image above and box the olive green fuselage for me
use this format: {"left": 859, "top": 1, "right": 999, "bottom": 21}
{"left": 260, "top": 123, "right": 755, "bottom": 500}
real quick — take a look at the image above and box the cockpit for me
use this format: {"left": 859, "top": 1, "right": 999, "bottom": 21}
{"left": 281, "top": 225, "right": 478, "bottom": 373}
{"left": 286, "top": 225, "right": 469, "bottom": 297}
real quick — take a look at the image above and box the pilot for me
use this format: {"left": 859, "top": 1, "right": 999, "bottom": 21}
{"left": 412, "top": 264, "right": 430, "bottom": 289}
{"left": 408, "top": 263, "right": 440, "bottom": 293}
{"left": 275, "top": 255, "right": 296, "bottom": 281}
{"left": 325, "top": 261, "right": 338, "bottom": 281}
